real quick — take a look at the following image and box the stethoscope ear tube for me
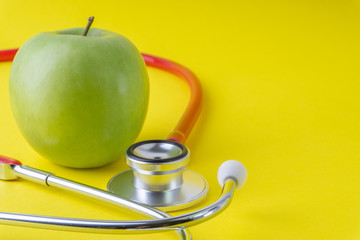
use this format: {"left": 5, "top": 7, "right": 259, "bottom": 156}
{"left": 0, "top": 156, "right": 191, "bottom": 239}
{"left": 0, "top": 157, "right": 245, "bottom": 235}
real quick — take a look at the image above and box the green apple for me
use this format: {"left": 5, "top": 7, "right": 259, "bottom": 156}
{"left": 9, "top": 27, "right": 149, "bottom": 168}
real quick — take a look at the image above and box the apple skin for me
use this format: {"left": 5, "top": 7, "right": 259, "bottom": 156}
{"left": 9, "top": 28, "right": 149, "bottom": 168}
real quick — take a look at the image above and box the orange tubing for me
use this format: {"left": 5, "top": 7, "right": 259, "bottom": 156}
{"left": 0, "top": 49, "right": 202, "bottom": 144}
{"left": 0, "top": 49, "right": 17, "bottom": 62}
{"left": 141, "top": 53, "right": 202, "bottom": 144}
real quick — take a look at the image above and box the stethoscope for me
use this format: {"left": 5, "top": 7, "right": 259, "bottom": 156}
{"left": 0, "top": 48, "right": 247, "bottom": 239}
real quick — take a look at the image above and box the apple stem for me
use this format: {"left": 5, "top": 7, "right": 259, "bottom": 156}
{"left": 82, "top": 16, "right": 95, "bottom": 36}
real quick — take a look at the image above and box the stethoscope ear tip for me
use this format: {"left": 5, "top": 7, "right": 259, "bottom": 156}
{"left": 217, "top": 160, "right": 247, "bottom": 189}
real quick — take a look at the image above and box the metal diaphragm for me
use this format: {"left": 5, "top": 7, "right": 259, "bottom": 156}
{"left": 107, "top": 140, "right": 208, "bottom": 211}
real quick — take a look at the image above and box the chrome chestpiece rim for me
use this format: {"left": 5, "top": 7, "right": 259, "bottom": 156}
{"left": 107, "top": 140, "right": 209, "bottom": 211}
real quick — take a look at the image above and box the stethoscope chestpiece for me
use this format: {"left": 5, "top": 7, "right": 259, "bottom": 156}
{"left": 107, "top": 140, "right": 208, "bottom": 211}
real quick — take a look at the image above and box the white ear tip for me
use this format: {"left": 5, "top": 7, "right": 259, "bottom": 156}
{"left": 217, "top": 160, "right": 247, "bottom": 189}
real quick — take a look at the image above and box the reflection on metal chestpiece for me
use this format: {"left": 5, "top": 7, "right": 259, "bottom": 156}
{"left": 107, "top": 140, "right": 209, "bottom": 211}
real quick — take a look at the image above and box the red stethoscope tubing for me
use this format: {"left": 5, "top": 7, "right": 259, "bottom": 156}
{"left": 0, "top": 48, "right": 202, "bottom": 144}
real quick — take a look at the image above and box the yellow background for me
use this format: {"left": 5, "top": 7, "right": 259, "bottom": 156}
{"left": 0, "top": 0, "right": 360, "bottom": 239}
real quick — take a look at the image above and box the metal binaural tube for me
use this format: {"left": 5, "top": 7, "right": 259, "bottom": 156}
{"left": 0, "top": 178, "right": 236, "bottom": 233}
{"left": 0, "top": 158, "right": 245, "bottom": 235}
{"left": 11, "top": 165, "right": 52, "bottom": 185}
{"left": 6, "top": 164, "right": 191, "bottom": 239}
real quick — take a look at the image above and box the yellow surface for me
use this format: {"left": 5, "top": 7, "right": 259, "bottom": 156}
{"left": 0, "top": 0, "right": 360, "bottom": 239}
